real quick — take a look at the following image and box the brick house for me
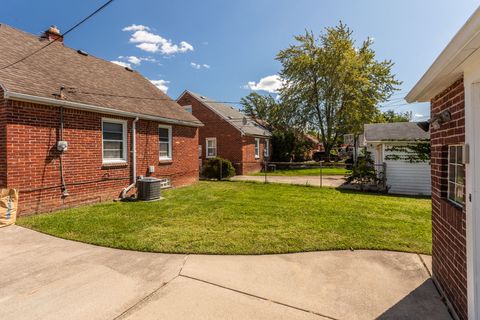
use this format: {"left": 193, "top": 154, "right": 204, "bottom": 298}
{"left": 0, "top": 24, "right": 202, "bottom": 215}
{"left": 406, "top": 7, "right": 480, "bottom": 319}
{"left": 177, "top": 91, "right": 272, "bottom": 174}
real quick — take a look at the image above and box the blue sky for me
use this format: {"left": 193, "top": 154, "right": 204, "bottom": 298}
{"left": 1, "top": 0, "right": 478, "bottom": 120}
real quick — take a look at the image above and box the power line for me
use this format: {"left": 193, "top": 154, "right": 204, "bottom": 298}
{"left": 0, "top": 0, "right": 115, "bottom": 71}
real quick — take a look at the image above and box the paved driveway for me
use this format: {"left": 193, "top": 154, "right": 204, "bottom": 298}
{"left": 231, "top": 175, "right": 346, "bottom": 188}
{"left": 1, "top": 226, "right": 451, "bottom": 320}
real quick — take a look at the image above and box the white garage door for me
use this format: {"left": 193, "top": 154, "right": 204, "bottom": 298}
{"left": 384, "top": 147, "right": 431, "bottom": 196}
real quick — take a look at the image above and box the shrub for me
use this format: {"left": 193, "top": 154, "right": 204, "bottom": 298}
{"left": 345, "top": 149, "right": 378, "bottom": 191}
{"left": 202, "top": 157, "right": 236, "bottom": 180}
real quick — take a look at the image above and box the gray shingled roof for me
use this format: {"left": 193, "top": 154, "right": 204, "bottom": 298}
{"left": 0, "top": 24, "right": 201, "bottom": 126}
{"left": 182, "top": 91, "right": 272, "bottom": 137}
{"left": 364, "top": 122, "right": 430, "bottom": 142}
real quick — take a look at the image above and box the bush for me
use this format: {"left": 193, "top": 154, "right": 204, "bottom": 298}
{"left": 345, "top": 149, "right": 378, "bottom": 191}
{"left": 202, "top": 157, "right": 236, "bottom": 180}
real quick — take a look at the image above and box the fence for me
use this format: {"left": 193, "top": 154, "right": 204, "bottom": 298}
{"left": 200, "top": 159, "right": 388, "bottom": 190}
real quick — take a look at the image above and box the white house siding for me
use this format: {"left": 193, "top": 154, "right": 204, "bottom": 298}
{"left": 383, "top": 144, "right": 431, "bottom": 196}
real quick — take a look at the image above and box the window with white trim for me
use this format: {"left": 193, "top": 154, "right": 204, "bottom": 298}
{"left": 448, "top": 145, "right": 465, "bottom": 206}
{"left": 255, "top": 138, "right": 260, "bottom": 159}
{"left": 159, "top": 125, "right": 172, "bottom": 160}
{"left": 102, "top": 118, "right": 127, "bottom": 163}
{"left": 264, "top": 139, "right": 270, "bottom": 158}
{"left": 206, "top": 138, "right": 217, "bottom": 158}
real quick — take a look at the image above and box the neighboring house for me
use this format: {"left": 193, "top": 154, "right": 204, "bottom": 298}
{"left": 405, "top": 7, "right": 480, "bottom": 320}
{"left": 363, "top": 122, "right": 431, "bottom": 196}
{"left": 177, "top": 91, "right": 272, "bottom": 174}
{"left": 0, "top": 24, "right": 202, "bottom": 215}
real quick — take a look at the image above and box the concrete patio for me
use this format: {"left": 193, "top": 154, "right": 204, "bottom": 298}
{"left": 0, "top": 225, "right": 451, "bottom": 320}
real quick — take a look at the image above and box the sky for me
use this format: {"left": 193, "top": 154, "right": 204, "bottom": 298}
{"left": 1, "top": 0, "right": 479, "bottom": 120}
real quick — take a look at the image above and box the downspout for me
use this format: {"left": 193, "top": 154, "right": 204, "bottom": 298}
{"left": 121, "top": 117, "right": 139, "bottom": 199}
{"left": 59, "top": 106, "right": 68, "bottom": 197}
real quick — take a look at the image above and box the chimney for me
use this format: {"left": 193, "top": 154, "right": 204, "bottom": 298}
{"left": 43, "top": 25, "right": 63, "bottom": 43}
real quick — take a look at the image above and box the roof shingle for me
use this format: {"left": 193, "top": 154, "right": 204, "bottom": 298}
{"left": 0, "top": 24, "right": 201, "bottom": 126}
{"left": 364, "top": 122, "right": 430, "bottom": 142}
{"left": 181, "top": 91, "right": 272, "bottom": 137}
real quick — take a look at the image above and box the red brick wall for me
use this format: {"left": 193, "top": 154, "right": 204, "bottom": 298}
{"left": 178, "top": 93, "right": 243, "bottom": 171}
{"left": 0, "top": 87, "right": 7, "bottom": 188}
{"left": 4, "top": 99, "right": 198, "bottom": 215}
{"left": 430, "top": 77, "right": 467, "bottom": 320}
{"left": 177, "top": 92, "right": 269, "bottom": 175}
{"left": 241, "top": 135, "right": 267, "bottom": 174}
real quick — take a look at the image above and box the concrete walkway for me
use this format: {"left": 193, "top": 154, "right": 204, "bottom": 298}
{"left": 231, "top": 175, "right": 346, "bottom": 188}
{"left": 0, "top": 226, "right": 451, "bottom": 320}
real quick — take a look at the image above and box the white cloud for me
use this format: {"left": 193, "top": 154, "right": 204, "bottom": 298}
{"left": 123, "top": 26, "right": 194, "bottom": 55}
{"left": 150, "top": 79, "right": 170, "bottom": 93}
{"left": 191, "top": 62, "right": 201, "bottom": 69}
{"left": 111, "top": 60, "right": 131, "bottom": 68}
{"left": 118, "top": 55, "right": 158, "bottom": 66}
{"left": 246, "top": 75, "right": 283, "bottom": 93}
{"left": 136, "top": 43, "right": 159, "bottom": 53}
{"left": 122, "top": 24, "right": 150, "bottom": 32}
{"left": 190, "top": 62, "right": 210, "bottom": 70}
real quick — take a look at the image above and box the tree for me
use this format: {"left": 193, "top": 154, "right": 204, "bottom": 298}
{"left": 241, "top": 92, "right": 315, "bottom": 162}
{"left": 380, "top": 110, "right": 412, "bottom": 123}
{"left": 276, "top": 23, "right": 401, "bottom": 158}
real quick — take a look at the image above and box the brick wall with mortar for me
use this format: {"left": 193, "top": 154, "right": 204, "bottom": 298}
{"left": 430, "top": 77, "right": 467, "bottom": 319}
{"left": 4, "top": 98, "right": 198, "bottom": 215}
{"left": 178, "top": 92, "right": 272, "bottom": 175}
{"left": 0, "top": 87, "right": 6, "bottom": 188}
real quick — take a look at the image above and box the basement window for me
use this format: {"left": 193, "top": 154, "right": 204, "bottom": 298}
{"left": 448, "top": 145, "right": 465, "bottom": 207}
{"left": 206, "top": 138, "right": 217, "bottom": 158}
{"left": 159, "top": 178, "right": 171, "bottom": 189}
{"left": 102, "top": 118, "right": 127, "bottom": 163}
{"left": 159, "top": 125, "right": 172, "bottom": 161}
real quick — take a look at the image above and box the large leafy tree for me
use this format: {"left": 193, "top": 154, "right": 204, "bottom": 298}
{"left": 241, "top": 92, "right": 315, "bottom": 162}
{"left": 277, "top": 23, "right": 401, "bottom": 157}
{"left": 380, "top": 110, "right": 412, "bottom": 123}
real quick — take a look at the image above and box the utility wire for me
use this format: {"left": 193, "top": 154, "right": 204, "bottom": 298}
{"left": 0, "top": 0, "right": 115, "bottom": 71}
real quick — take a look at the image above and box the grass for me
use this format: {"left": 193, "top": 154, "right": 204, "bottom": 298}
{"left": 250, "top": 167, "right": 350, "bottom": 176}
{"left": 18, "top": 181, "right": 432, "bottom": 255}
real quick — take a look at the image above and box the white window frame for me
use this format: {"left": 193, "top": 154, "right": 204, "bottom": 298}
{"left": 255, "top": 138, "right": 260, "bottom": 159}
{"left": 264, "top": 139, "right": 270, "bottom": 157}
{"left": 447, "top": 144, "right": 465, "bottom": 207}
{"left": 206, "top": 137, "right": 217, "bottom": 158}
{"left": 158, "top": 124, "right": 173, "bottom": 161}
{"left": 102, "top": 118, "right": 127, "bottom": 164}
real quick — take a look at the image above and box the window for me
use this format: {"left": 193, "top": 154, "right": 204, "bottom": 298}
{"left": 264, "top": 139, "right": 270, "bottom": 158}
{"left": 102, "top": 118, "right": 127, "bottom": 163}
{"left": 206, "top": 138, "right": 217, "bottom": 158}
{"left": 159, "top": 125, "right": 172, "bottom": 160}
{"left": 255, "top": 138, "right": 260, "bottom": 159}
{"left": 448, "top": 145, "right": 465, "bottom": 206}
{"left": 184, "top": 105, "right": 193, "bottom": 113}
{"left": 159, "top": 178, "right": 171, "bottom": 189}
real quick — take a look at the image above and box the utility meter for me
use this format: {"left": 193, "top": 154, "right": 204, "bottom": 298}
{"left": 57, "top": 141, "right": 68, "bottom": 152}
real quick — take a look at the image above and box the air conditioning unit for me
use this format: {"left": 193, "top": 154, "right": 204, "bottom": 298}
{"left": 137, "top": 177, "right": 161, "bottom": 201}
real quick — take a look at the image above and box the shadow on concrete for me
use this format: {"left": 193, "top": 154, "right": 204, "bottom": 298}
{"left": 377, "top": 279, "right": 452, "bottom": 320}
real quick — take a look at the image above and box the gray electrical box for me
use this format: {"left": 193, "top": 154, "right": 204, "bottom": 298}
{"left": 57, "top": 141, "right": 68, "bottom": 152}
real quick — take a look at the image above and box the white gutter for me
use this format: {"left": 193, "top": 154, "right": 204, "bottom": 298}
{"left": 406, "top": 6, "right": 480, "bottom": 102}
{"left": 121, "top": 117, "right": 139, "bottom": 199}
{"left": 4, "top": 90, "right": 203, "bottom": 128}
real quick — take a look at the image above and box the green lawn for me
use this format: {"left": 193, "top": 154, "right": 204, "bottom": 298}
{"left": 250, "top": 167, "right": 350, "bottom": 176}
{"left": 18, "top": 181, "right": 431, "bottom": 255}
